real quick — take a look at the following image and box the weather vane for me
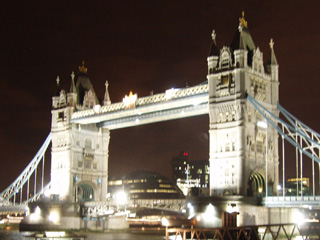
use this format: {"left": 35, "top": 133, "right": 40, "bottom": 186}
{"left": 79, "top": 60, "right": 88, "bottom": 74}
{"left": 239, "top": 11, "right": 248, "bottom": 28}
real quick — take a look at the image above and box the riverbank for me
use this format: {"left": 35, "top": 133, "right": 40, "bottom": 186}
{"left": 0, "top": 228, "right": 165, "bottom": 240}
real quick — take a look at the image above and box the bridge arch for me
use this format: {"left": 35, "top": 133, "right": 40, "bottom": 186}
{"left": 76, "top": 181, "right": 96, "bottom": 202}
{"left": 247, "top": 171, "right": 265, "bottom": 197}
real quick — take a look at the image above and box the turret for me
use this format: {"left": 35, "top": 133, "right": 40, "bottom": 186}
{"left": 52, "top": 77, "right": 61, "bottom": 109}
{"left": 103, "top": 80, "right": 111, "bottom": 106}
{"left": 67, "top": 71, "right": 77, "bottom": 107}
{"left": 207, "top": 30, "right": 219, "bottom": 74}
{"left": 266, "top": 38, "right": 279, "bottom": 82}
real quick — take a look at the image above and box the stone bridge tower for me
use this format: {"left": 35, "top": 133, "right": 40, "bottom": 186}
{"left": 207, "top": 14, "right": 279, "bottom": 197}
{"left": 51, "top": 62, "right": 110, "bottom": 202}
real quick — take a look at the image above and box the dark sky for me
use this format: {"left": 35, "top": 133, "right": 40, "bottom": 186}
{"left": 1, "top": 1, "right": 320, "bottom": 192}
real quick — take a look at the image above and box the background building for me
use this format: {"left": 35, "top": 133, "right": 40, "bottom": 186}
{"left": 171, "top": 151, "right": 209, "bottom": 196}
{"left": 285, "top": 177, "right": 311, "bottom": 196}
{"left": 108, "top": 171, "right": 185, "bottom": 200}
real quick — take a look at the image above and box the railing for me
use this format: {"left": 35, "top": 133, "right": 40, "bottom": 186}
{"left": 82, "top": 199, "right": 186, "bottom": 217}
{"left": 72, "top": 83, "right": 209, "bottom": 120}
{"left": 165, "top": 223, "right": 320, "bottom": 240}
{"left": 264, "top": 196, "right": 320, "bottom": 207}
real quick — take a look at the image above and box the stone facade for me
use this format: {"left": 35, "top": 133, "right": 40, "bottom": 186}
{"left": 207, "top": 17, "right": 279, "bottom": 197}
{"left": 51, "top": 67, "right": 110, "bottom": 202}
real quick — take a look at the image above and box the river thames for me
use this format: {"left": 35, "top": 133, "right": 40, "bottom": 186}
{"left": 0, "top": 229, "right": 165, "bottom": 240}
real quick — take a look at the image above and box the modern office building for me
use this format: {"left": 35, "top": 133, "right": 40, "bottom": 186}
{"left": 171, "top": 152, "right": 209, "bottom": 196}
{"left": 108, "top": 171, "right": 185, "bottom": 200}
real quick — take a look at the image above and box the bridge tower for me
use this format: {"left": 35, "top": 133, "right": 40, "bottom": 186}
{"left": 51, "top": 62, "right": 110, "bottom": 202}
{"left": 207, "top": 13, "right": 279, "bottom": 197}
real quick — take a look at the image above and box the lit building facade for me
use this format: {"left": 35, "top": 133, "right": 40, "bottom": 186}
{"left": 51, "top": 62, "right": 111, "bottom": 202}
{"left": 285, "top": 177, "right": 311, "bottom": 196}
{"left": 171, "top": 152, "right": 210, "bottom": 195}
{"left": 207, "top": 14, "right": 279, "bottom": 196}
{"left": 108, "top": 171, "right": 185, "bottom": 200}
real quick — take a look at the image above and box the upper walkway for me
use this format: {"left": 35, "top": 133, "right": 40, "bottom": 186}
{"left": 71, "top": 83, "right": 209, "bottom": 129}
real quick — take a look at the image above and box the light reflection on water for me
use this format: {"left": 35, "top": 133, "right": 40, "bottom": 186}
{"left": 0, "top": 230, "right": 164, "bottom": 240}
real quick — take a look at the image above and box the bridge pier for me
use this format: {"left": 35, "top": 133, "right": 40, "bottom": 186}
{"left": 185, "top": 196, "right": 303, "bottom": 228}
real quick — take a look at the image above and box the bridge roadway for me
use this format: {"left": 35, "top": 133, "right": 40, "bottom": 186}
{"left": 71, "top": 83, "right": 209, "bottom": 129}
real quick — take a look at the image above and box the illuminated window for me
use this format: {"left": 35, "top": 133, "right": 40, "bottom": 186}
{"left": 225, "top": 112, "right": 229, "bottom": 122}
{"left": 130, "top": 189, "right": 145, "bottom": 193}
{"left": 232, "top": 111, "right": 236, "bottom": 121}
{"left": 225, "top": 143, "right": 230, "bottom": 152}
{"left": 197, "top": 169, "right": 203, "bottom": 174}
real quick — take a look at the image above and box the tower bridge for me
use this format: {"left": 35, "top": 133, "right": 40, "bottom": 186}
{"left": 1, "top": 13, "right": 320, "bottom": 229}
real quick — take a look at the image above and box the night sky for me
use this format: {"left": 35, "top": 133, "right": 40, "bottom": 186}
{"left": 1, "top": 1, "right": 320, "bottom": 192}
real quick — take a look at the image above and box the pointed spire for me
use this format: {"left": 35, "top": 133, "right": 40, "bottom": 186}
{"left": 209, "top": 29, "right": 219, "bottom": 57}
{"left": 70, "top": 71, "right": 76, "bottom": 93}
{"left": 268, "top": 38, "right": 278, "bottom": 65}
{"left": 230, "top": 11, "right": 255, "bottom": 55}
{"left": 103, "top": 80, "right": 111, "bottom": 105}
{"left": 54, "top": 76, "right": 61, "bottom": 96}
{"left": 211, "top": 30, "right": 217, "bottom": 45}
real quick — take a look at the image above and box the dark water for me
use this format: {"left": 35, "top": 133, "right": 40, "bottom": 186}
{"left": 0, "top": 230, "right": 164, "bottom": 240}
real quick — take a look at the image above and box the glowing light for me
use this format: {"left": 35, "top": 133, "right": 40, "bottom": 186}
{"left": 30, "top": 206, "right": 41, "bottom": 222}
{"left": 196, "top": 215, "right": 201, "bottom": 222}
{"left": 257, "top": 121, "right": 268, "bottom": 129}
{"left": 165, "top": 88, "right": 178, "bottom": 100}
{"left": 93, "top": 104, "right": 101, "bottom": 114}
{"left": 35, "top": 206, "right": 41, "bottom": 216}
{"left": 44, "top": 189, "right": 51, "bottom": 197}
{"left": 48, "top": 211, "right": 59, "bottom": 224}
{"left": 227, "top": 203, "right": 239, "bottom": 213}
{"left": 293, "top": 211, "right": 305, "bottom": 225}
{"left": 115, "top": 190, "right": 127, "bottom": 205}
{"left": 45, "top": 232, "right": 66, "bottom": 237}
{"left": 123, "top": 91, "right": 137, "bottom": 109}
{"left": 258, "top": 187, "right": 263, "bottom": 193}
{"left": 161, "top": 217, "right": 169, "bottom": 227}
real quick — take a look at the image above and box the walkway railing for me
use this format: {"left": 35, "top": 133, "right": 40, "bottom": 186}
{"left": 165, "top": 223, "right": 320, "bottom": 240}
{"left": 264, "top": 196, "right": 320, "bottom": 207}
